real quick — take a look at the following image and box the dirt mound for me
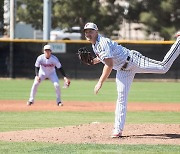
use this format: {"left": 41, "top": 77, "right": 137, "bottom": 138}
{"left": 0, "top": 123, "right": 179, "bottom": 144}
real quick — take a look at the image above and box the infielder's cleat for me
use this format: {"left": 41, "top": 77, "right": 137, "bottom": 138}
{"left": 111, "top": 132, "right": 122, "bottom": 138}
{"left": 27, "top": 101, "right": 33, "bottom": 106}
{"left": 57, "top": 102, "right": 63, "bottom": 106}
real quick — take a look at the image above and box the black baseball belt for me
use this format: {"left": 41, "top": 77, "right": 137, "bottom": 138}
{"left": 121, "top": 56, "right": 130, "bottom": 70}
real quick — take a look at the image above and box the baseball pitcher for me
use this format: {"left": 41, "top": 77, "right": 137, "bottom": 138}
{"left": 80, "top": 22, "right": 180, "bottom": 138}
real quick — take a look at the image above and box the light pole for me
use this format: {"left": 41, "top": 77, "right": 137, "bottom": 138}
{"left": 9, "top": 0, "right": 16, "bottom": 78}
{"left": 43, "top": 0, "right": 51, "bottom": 40}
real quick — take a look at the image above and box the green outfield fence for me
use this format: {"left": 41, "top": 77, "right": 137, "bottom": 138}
{"left": 0, "top": 39, "right": 179, "bottom": 80}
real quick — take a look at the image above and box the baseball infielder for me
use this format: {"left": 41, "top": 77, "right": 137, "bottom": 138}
{"left": 27, "top": 44, "right": 70, "bottom": 106}
{"left": 84, "top": 22, "right": 180, "bottom": 138}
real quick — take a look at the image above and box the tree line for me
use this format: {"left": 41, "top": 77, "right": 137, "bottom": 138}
{"left": 1, "top": 0, "right": 180, "bottom": 40}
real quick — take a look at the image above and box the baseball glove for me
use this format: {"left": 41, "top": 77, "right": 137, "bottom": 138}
{"left": 63, "top": 78, "right": 70, "bottom": 88}
{"left": 77, "top": 47, "right": 94, "bottom": 65}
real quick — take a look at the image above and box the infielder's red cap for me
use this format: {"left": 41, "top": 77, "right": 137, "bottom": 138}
{"left": 84, "top": 22, "right": 98, "bottom": 31}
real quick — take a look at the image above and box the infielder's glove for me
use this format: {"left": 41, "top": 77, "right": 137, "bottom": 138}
{"left": 77, "top": 47, "right": 94, "bottom": 65}
{"left": 63, "top": 78, "right": 71, "bottom": 88}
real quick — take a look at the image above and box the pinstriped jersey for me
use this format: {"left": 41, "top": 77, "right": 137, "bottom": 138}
{"left": 92, "top": 34, "right": 130, "bottom": 70}
{"left": 35, "top": 54, "right": 62, "bottom": 76}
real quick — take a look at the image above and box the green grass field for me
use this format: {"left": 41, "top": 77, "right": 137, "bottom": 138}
{"left": 0, "top": 79, "right": 180, "bottom": 153}
{"left": 0, "top": 79, "right": 180, "bottom": 102}
{"left": 0, "top": 111, "right": 179, "bottom": 132}
{"left": 0, "top": 142, "right": 179, "bottom": 154}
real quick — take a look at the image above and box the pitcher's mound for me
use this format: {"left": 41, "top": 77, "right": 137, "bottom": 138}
{"left": 0, "top": 123, "right": 179, "bottom": 144}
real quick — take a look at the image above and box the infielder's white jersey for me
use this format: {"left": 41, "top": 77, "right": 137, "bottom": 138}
{"left": 92, "top": 34, "right": 130, "bottom": 70}
{"left": 29, "top": 54, "right": 62, "bottom": 104}
{"left": 35, "top": 54, "right": 62, "bottom": 76}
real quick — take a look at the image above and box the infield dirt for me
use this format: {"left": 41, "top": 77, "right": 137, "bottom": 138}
{"left": 0, "top": 100, "right": 179, "bottom": 144}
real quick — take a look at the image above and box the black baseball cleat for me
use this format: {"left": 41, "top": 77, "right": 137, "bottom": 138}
{"left": 57, "top": 102, "right": 63, "bottom": 106}
{"left": 27, "top": 101, "right": 33, "bottom": 106}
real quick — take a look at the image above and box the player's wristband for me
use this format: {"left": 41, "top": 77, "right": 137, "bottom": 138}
{"left": 35, "top": 67, "right": 40, "bottom": 76}
{"left": 59, "top": 67, "right": 66, "bottom": 77}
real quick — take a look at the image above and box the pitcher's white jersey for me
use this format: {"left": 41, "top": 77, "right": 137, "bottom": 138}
{"left": 92, "top": 34, "right": 130, "bottom": 70}
{"left": 92, "top": 34, "right": 180, "bottom": 135}
{"left": 35, "top": 54, "right": 61, "bottom": 76}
